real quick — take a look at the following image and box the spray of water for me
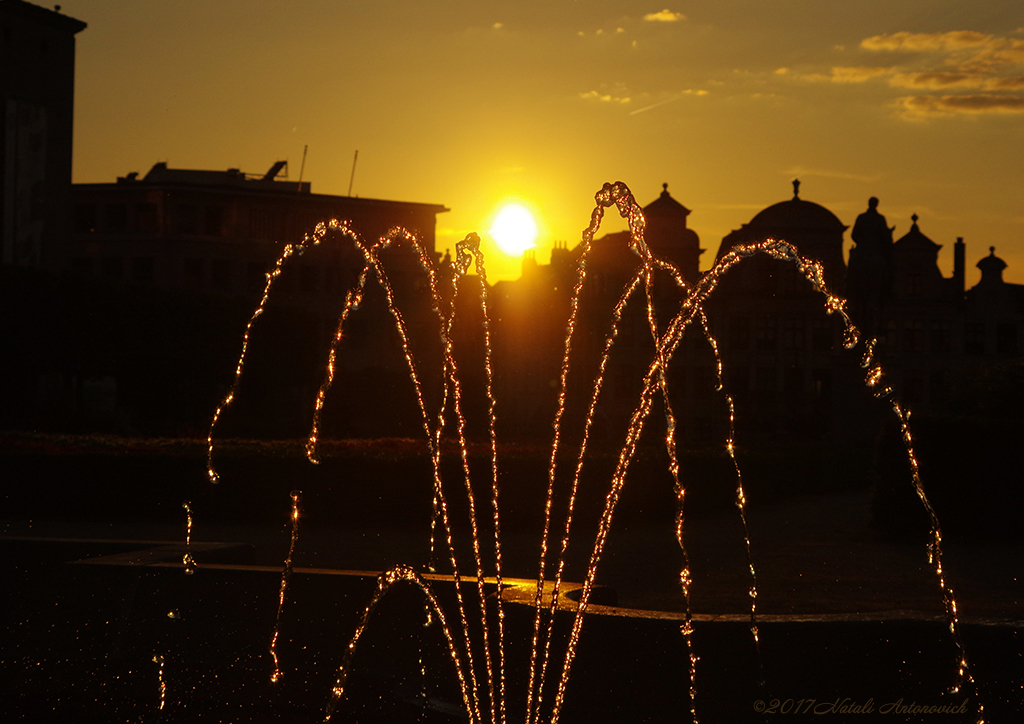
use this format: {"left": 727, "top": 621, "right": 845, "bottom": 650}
{"left": 269, "top": 490, "right": 302, "bottom": 683}
{"left": 200, "top": 181, "right": 982, "bottom": 724}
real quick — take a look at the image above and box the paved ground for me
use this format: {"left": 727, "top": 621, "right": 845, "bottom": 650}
{"left": 5, "top": 489, "right": 1020, "bottom": 623}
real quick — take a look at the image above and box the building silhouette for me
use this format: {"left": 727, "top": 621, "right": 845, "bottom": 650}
{"left": 0, "top": 0, "right": 86, "bottom": 268}
{"left": 70, "top": 161, "right": 448, "bottom": 297}
{"left": 488, "top": 182, "right": 1024, "bottom": 450}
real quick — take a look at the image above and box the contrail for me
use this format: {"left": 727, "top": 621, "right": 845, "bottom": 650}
{"left": 629, "top": 94, "right": 684, "bottom": 115}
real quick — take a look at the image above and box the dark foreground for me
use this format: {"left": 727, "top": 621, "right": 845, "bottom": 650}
{"left": 2, "top": 536, "right": 1019, "bottom": 723}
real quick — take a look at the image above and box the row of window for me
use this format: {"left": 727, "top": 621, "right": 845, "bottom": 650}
{"left": 68, "top": 255, "right": 360, "bottom": 298}
{"left": 70, "top": 256, "right": 253, "bottom": 291}
{"left": 73, "top": 201, "right": 339, "bottom": 242}
{"left": 720, "top": 316, "right": 1017, "bottom": 357}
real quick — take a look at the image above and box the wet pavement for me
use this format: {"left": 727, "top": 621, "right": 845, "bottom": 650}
{"left": 5, "top": 489, "right": 1020, "bottom": 622}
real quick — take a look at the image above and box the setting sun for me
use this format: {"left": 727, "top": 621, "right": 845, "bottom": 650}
{"left": 488, "top": 203, "right": 539, "bottom": 257}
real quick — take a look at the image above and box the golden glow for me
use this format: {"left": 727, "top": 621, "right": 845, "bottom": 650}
{"left": 205, "top": 181, "right": 983, "bottom": 724}
{"left": 488, "top": 204, "right": 539, "bottom": 257}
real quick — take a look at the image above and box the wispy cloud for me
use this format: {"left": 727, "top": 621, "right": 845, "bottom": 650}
{"left": 986, "top": 75, "right": 1024, "bottom": 90}
{"left": 895, "top": 93, "right": 1024, "bottom": 118}
{"left": 861, "top": 31, "right": 994, "bottom": 52}
{"left": 804, "top": 30, "right": 1024, "bottom": 119}
{"left": 579, "top": 90, "right": 631, "bottom": 104}
{"left": 827, "top": 66, "right": 895, "bottom": 83}
{"left": 643, "top": 9, "right": 685, "bottom": 23}
{"left": 862, "top": 30, "right": 1024, "bottom": 72}
{"left": 889, "top": 71, "right": 985, "bottom": 89}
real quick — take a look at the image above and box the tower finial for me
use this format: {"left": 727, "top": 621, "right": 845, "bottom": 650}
{"left": 792, "top": 178, "right": 800, "bottom": 199}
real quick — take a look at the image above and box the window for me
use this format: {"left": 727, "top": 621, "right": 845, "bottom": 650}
{"left": 105, "top": 204, "right": 128, "bottom": 232}
{"left": 729, "top": 316, "right": 750, "bottom": 351}
{"left": 71, "top": 257, "right": 94, "bottom": 275}
{"left": 781, "top": 318, "right": 804, "bottom": 349}
{"left": 929, "top": 370, "right": 945, "bottom": 404}
{"left": 101, "top": 257, "right": 123, "bottom": 280}
{"left": 906, "top": 269, "right": 922, "bottom": 296}
{"left": 726, "top": 366, "right": 749, "bottom": 395}
{"left": 755, "top": 317, "right": 777, "bottom": 351}
{"left": 903, "top": 321, "right": 925, "bottom": 353}
{"left": 965, "top": 323, "right": 985, "bottom": 355}
{"left": 692, "top": 366, "right": 714, "bottom": 400}
{"left": 754, "top": 366, "right": 777, "bottom": 403}
{"left": 74, "top": 204, "right": 97, "bottom": 233}
{"left": 997, "top": 322, "right": 1018, "bottom": 355}
{"left": 174, "top": 205, "right": 200, "bottom": 234}
{"left": 811, "top": 320, "right": 832, "bottom": 351}
{"left": 247, "top": 262, "right": 267, "bottom": 294}
{"left": 812, "top": 368, "right": 831, "bottom": 402}
{"left": 783, "top": 365, "right": 803, "bottom": 395}
{"left": 204, "top": 206, "right": 225, "bottom": 236}
{"left": 903, "top": 370, "right": 923, "bottom": 404}
{"left": 211, "top": 260, "right": 231, "bottom": 291}
{"left": 136, "top": 203, "right": 159, "bottom": 233}
{"left": 183, "top": 258, "right": 204, "bottom": 289}
{"left": 131, "top": 257, "right": 154, "bottom": 284}
{"left": 929, "top": 320, "right": 951, "bottom": 354}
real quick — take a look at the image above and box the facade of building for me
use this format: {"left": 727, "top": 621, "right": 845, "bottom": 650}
{"left": 69, "top": 161, "right": 449, "bottom": 299}
{"left": 488, "top": 181, "right": 1024, "bottom": 448}
{"left": 0, "top": 0, "right": 86, "bottom": 268}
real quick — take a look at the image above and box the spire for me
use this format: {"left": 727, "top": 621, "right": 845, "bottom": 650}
{"left": 792, "top": 178, "right": 800, "bottom": 199}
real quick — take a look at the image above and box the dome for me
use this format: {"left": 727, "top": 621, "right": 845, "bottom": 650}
{"left": 748, "top": 198, "right": 846, "bottom": 233}
{"left": 976, "top": 246, "right": 1007, "bottom": 285}
{"left": 715, "top": 179, "right": 848, "bottom": 285}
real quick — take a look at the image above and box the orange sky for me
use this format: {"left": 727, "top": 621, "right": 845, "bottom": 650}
{"left": 66, "top": 1, "right": 1023, "bottom": 285}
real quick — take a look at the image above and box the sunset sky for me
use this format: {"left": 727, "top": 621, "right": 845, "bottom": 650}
{"left": 66, "top": 1, "right": 1023, "bottom": 284}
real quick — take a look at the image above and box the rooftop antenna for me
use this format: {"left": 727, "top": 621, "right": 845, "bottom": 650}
{"left": 348, "top": 150, "right": 358, "bottom": 197}
{"left": 297, "top": 145, "right": 308, "bottom": 192}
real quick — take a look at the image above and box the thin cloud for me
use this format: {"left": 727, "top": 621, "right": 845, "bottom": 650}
{"left": 815, "top": 30, "right": 1024, "bottom": 120}
{"left": 579, "top": 90, "right": 631, "bottom": 104}
{"left": 644, "top": 9, "right": 685, "bottom": 22}
{"left": 896, "top": 94, "right": 1024, "bottom": 118}
{"left": 889, "top": 71, "right": 985, "bottom": 89}
{"left": 828, "top": 66, "right": 894, "bottom": 83}
{"left": 861, "top": 31, "right": 1024, "bottom": 72}
{"left": 861, "top": 31, "right": 994, "bottom": 52}
{"left": 986, "top": 75, "right": 1024, "bottom": 90}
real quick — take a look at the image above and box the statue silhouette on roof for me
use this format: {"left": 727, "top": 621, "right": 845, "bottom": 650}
{"left": 848, "top": 197, "right": 895, "bottom": 335}
{"left": 852, "top": 197, "right": 894, "bottom": 254}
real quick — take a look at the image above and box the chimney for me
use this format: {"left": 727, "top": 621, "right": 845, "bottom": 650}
{"left": 954, "top": 236, "right": 965, "bottom": 296}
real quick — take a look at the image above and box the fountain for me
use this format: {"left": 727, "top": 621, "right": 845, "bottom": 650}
{"left": 197, "top": 182, "right": 986, "bottom": 722}
{"left": 7, "top": 182, "right": 1010, "bottom": 722}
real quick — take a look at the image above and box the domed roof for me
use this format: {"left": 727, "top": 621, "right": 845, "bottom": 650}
{"left": 977, "top": 246, "right": 1007, "bottom": 274}
{"left": 749, "top": 199, "right": 846, "bottom": 232}
{"left": 747, "top": 181, "right": 846, "bottom": 232}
